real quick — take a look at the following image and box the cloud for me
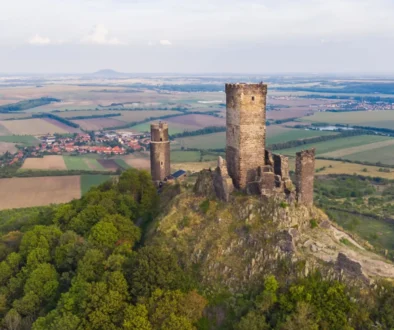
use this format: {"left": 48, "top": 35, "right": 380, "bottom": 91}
{"left": 81, "top": 24, "right": 126, "bottom": 45}
{"left": 28, "top": 34, "right": 51, "bottom": 45}
{"left": 159, "top": 40, "right": 172, "bottom": 46}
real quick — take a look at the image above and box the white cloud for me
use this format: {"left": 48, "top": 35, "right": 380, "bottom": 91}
{"left": 160, "top": 40, "right": 172, "bottom": 46}
{"left": 28, "top": 34, "right": 51, "bottom": 45}
{"left": 81, "top": 24, "right": 126, "bottom": 45}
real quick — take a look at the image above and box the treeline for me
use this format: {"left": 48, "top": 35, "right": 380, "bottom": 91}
{"left": 66, "top": 113, "right": 121, "bottom": 120}
{"left": 0, "top": 97, "right": 60, "bottom": 113}
{"left": 170, "top": 126, "right": 226, "bottom": 139}
{"left": 32, "top": 113, "right": 80, "bottom": 128}
{"left": 268, "top": 129, "right": 370, "bottom": 151}
{"left": 267, "top": 117, "right": 300, "bottom": 126}
{"left": 81, "top": 82, "right": 224, "bottom": 92}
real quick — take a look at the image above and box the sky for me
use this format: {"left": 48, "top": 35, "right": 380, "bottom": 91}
{"left": 0, "top": 0, "right": 394, "bottom": 74}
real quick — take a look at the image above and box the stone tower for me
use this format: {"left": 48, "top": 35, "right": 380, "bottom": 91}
{"left": 295, "top": 149, "right": 315, "bottom": 206}
{"left": 225, "top": 83, "right": 268, "bottom": 189}
{"left": 150, "top": 122, "right": 171, "bottom": 183}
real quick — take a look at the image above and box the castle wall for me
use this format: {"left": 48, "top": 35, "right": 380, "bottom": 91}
{"left": 295, "top": 149, "right": 315, "bottom": 206}
{"left": 150, "top": 122, "right": 171, "bottom": 182}
{"left": 225, "top": 83, "right": 267, "bottom": 189}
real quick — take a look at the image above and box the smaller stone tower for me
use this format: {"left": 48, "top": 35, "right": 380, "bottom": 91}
{"left": 150, "top": 122, "right": 171, "bottom": 183}
{"left": 295, "top": 149, "right": 315, "bottom": 206}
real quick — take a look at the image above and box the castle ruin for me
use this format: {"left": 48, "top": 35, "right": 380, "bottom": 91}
{"left": 195, "top": 82, "right": 315, "bottom": 205}
{"left": 150, "top": 122, "right": 171, "bottom": 184}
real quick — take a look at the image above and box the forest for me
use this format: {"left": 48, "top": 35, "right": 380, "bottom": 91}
{"left": 1, "top": 169, "right": 394, "bottom": 329}
{"left": 0, "top": 98, "right": 60, "bottom": 113}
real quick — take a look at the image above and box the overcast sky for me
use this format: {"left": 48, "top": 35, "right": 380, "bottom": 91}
{"left": 0, "top": 0, "right": 393, "bottom": 74}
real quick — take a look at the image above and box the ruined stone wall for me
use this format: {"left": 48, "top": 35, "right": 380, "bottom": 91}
{"left": 225, "top": 83, "right": 267, "bottom": 189}
{"left": 150, "top": 122, "right": 171, "bottom": 182}
{"left": 295, "top": 149, "right": 315, "bottom": 206}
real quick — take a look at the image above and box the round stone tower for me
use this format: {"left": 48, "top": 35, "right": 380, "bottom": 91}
{"left": 225, "top": 83, "right": 268, "bottom": 189}
{"left": 150, "top": 122, "right": 171, "bottom": 183}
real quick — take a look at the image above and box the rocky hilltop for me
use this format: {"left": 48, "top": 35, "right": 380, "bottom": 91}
{"left": 147, "top": 185, "right": 394, "bottom": 292}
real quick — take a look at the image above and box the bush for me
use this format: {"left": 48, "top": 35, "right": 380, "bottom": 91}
{"left": 310, "top": 219, "right": 318, "bottom": 229}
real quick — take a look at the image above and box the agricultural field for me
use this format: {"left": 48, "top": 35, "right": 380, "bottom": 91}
{"left": 132, "top": 114, "right": 225, "bottom": 134}
{"left": 72, "top": 118, "right": 127, "bottom": 130}
{"left": 0, "top": 176, "right": 81, "bottom": 210}
{"left": 278, "top": 135, "right": 393, "bottom": 158}
{"left": 81, "top": 174, "right": 113, "bottom": 195}
{"left": 0, "top": 135, "right": 39, "bottom": 146}
{"left": 300, "top": 110, "right": 394, "bottom": 129}
{"left": 21, "top": 156, "right": 67, "bottom": 170}
{"left": 118, "top": 152, "right": 150, "bottom": 170}
{"left": 0, "top": 143, "right": 17, "bottom": 154}
{"left": 0, "top": 118, "right": 71, "bottom": 135}
{"left": 172, "top": 126, "right": 336, "bottom": 150}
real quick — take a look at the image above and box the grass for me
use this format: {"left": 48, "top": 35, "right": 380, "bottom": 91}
{"left": 80, "top": 174, "right": 113, "bottom": 195}
{"left": 175, "top": 132, "right": 225, "bottom": 150}
{"left": 343, "top": 143, "right": 394, "bottom": 165}
{"left": 327, "top": 209, "right": 394, "bottom": 251}
{"left": 0, "top": 135, "right": 39, "bottom": 146}
{"left": 171, "top": 150, "right": 201, "bottom": 162}
{"left": 114, "top": 159, "right": 131, "bottom": 169}
{"left": 63, "top": 156, "right": 91, "bottom": 170}
{"left": 279, "top": 135, "right": 391, "bottom": 157}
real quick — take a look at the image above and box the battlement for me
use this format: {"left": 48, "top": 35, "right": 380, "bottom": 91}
{"left": 225, "top": 83, "right": 268, "bottom": 95}
{"left": 151, "top": 122, "right": 169, "bottom": 142}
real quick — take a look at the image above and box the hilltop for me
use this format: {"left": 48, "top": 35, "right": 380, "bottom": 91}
{"left": 1, "top": 170, "right": 394, "bottom": 329}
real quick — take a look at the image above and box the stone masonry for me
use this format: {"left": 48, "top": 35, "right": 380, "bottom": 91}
{"left": 194, "top": 82, "right": 315, "bottom": 205}
{"left": 225, "top": 83, "right": 267, "bottom": 190}
{"left": 295, "top": 148, "right": 315, "bottom": 206}
{"left": 150, "top": 122, "right": 171, "bottom": 183}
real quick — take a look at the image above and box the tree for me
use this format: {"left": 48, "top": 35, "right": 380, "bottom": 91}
{"left": 123, "top": 304, "right": 152, "bottom": 330}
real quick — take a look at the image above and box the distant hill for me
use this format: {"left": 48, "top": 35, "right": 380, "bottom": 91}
{"left": 89, "top": 69, "right": 128, "bottom": 78}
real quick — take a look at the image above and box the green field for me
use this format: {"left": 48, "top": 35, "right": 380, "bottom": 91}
{"left": 279, "top": 135, "right": 392, "bottom": 157}
{"left": 300, "top": 110, "right": 394, "bottom": 129}
{"left": 171, "top": 150, "right": 201, "bottom": 162}
{"left": 173, "top": 127, "right": 335, "bottom": 150}
{"left": 63, "top": 156, "right": 92, "bottom": 170}
{"left": 175, "top": 132, "right": 225, "bottom": 149}
{"left": 267, "top": 126, "right": 337, "bottom": 145}
{"left": 80, "top": 174, "right": 113, "bottom": 195}
{"left": 114, "top": 159, "right": 131, "bottom": 169}
{"left": 0, "top": 135, "right": 39, "bottom": 145}
{"left": 344, "top": 144, "right": 394, "bottom": 165}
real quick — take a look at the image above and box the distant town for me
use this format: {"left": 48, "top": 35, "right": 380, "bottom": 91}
{"left": 1, "top": 130, "right": 151, "bottom": 167}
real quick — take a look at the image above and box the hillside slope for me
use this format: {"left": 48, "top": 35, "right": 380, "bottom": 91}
{"left": 148, "top": 188, "right": 394, "bottom": 291}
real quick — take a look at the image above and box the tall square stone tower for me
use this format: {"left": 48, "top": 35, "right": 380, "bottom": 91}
{"left": 150, "top": 122, "right": 171, "bottom": 183}
{"left": 225, "top": 83, "right": 268, "bottom": 189}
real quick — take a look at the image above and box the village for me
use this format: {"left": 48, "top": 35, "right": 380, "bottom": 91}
{"left": 1, "top": 130, "right": 151, "bottom": 167}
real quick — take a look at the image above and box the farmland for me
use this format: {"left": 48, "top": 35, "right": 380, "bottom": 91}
{"left": 21, "top": 156, "right": 67, "bottom": 170}
{"left": 172, "top": 126, "right": 337, "bottom": 150}
{"left": 0, "top": 135, "right": 39, "bottom": 145}
{"left": 279, "top": 135, "right": 392, "bottom": 157}
{"left": 300, "top": 110, "right": 394, "bottom": 129}
{"left": 0, "top": 143, "right": 17, "bottom": 154}
{"left": 132, "top": 114, "right": 225, "bottom": 134}
{"left": 0, "top": 176, "right": 81, "bottom": 210}
{"left": 120, "top": 152, "right": 150, "bottom": 169}
{"left": 72, "top": 118, "right": 126, "bottom": 130}
{"left": 0, "top": 118, "right": 71, "bottom": 135}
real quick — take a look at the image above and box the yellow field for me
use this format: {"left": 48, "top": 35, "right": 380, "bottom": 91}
{"left": 21, "top": 156, "right": 67, "bottom": 170}
{"left": 171, "top": 161, "right": 217, "bottom": 173}
{"left": 0, "top": 118, "right": 69, "bottom": 135}
{"left": 0, "top": 142, "right": 17, "bottom": 154}
{"left": 121, "top": 152, "right": 150, "bottom": 170}
{"left": 313, "top": 160, "right": 394, "bottom": 179}
{"left": 0, "top": 176, "right": 81, "bottom": 210}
